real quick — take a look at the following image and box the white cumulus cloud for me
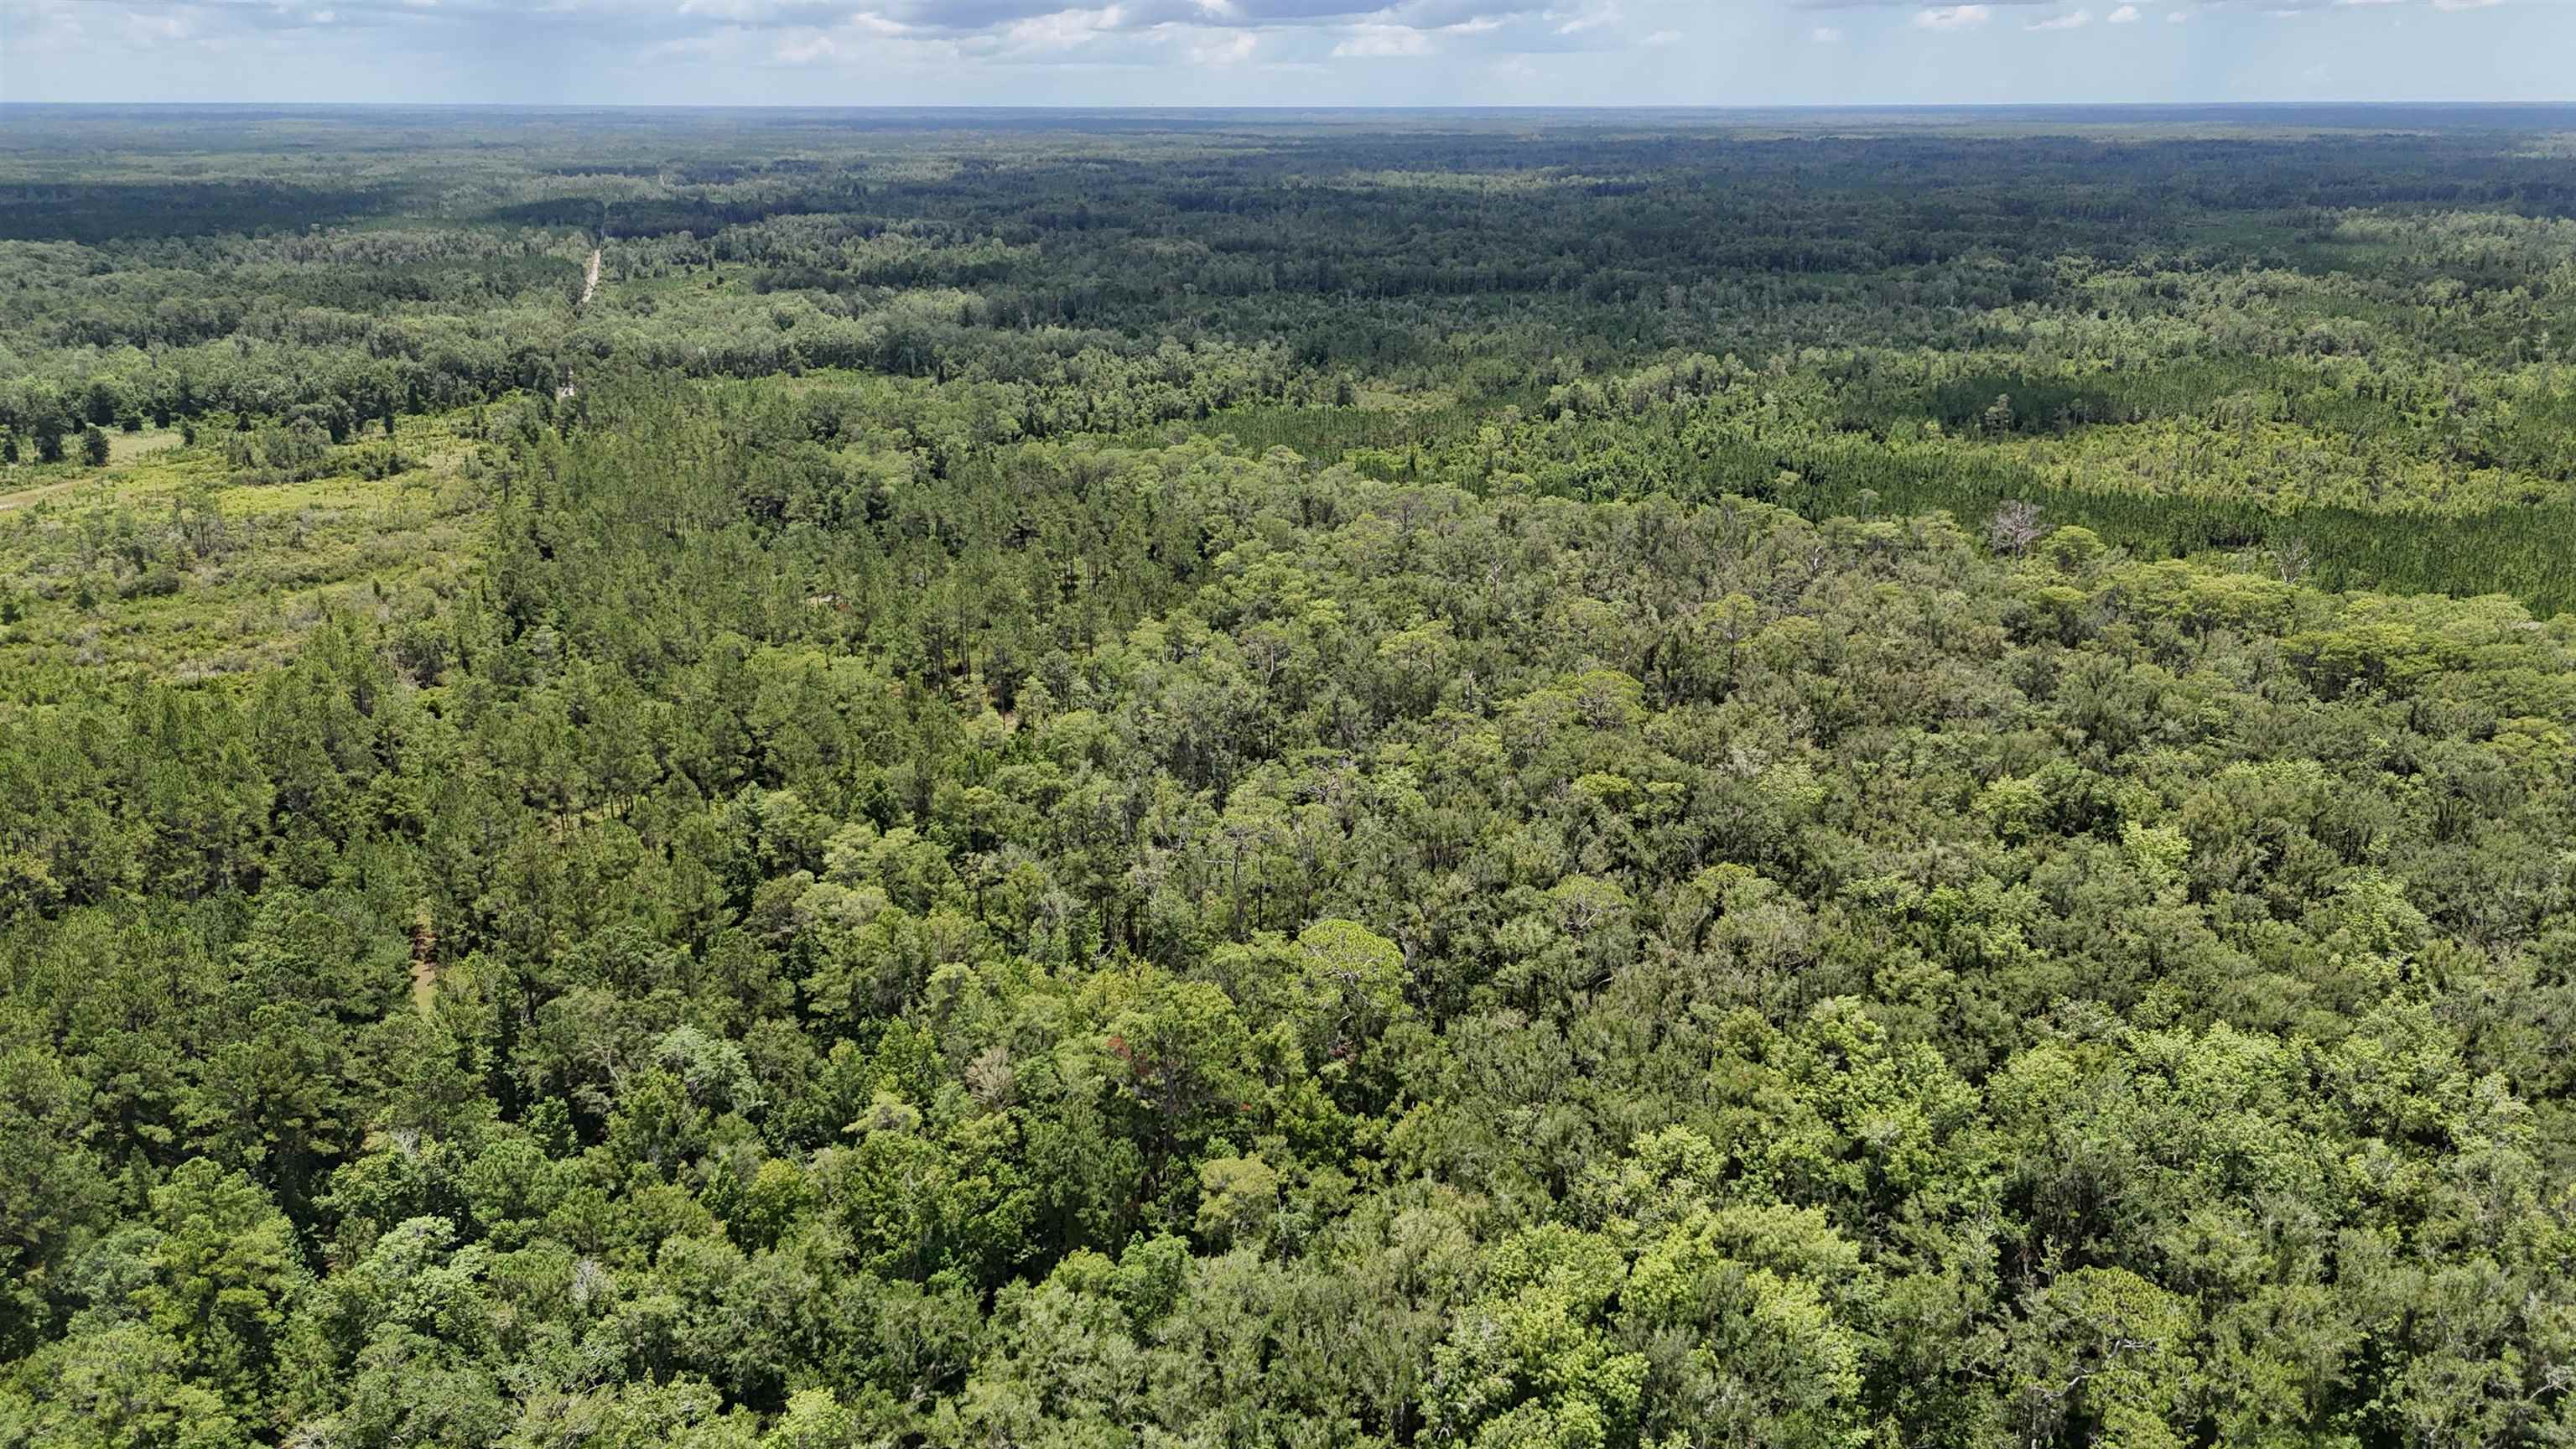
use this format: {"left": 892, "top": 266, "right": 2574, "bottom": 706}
{"left": 1188, "top": 28, "right": 1259, "bottom": 60}
{"left": 1332, "top": 21, "right": 1434, "bottom": 54}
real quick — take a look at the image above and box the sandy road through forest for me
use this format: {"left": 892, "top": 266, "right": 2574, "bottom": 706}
{"left": 558, "top": 247, "right": 605, "bottom": 399}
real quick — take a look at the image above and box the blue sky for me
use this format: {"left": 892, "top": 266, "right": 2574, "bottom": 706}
{"left": 1, "top": 0, "right": 2565, "bottom": 106}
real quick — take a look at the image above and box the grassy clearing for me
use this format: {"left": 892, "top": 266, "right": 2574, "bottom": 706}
{"left": 0, "top": 414, "right": 491, "bottom": 699}
{"left": 108, "top": 427, "right": 188, "bottom": 465}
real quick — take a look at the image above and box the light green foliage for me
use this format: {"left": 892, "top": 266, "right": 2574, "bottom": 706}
{"left": 1193, "top": 1153, "right": 1280, "bottom": 1248}
{"left": 1425, "top": 1227, "right": 1647, "bottom": 1449}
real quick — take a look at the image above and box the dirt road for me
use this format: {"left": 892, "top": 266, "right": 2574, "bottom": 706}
{"left": 558, "top": 247, "right": 605, "bottom": 399}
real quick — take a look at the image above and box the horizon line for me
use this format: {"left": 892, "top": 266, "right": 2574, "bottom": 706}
{"left": 7, "top": 99, "right": 2574, "bottom": 112}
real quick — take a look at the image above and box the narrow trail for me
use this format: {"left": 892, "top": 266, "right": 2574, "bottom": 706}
{"left": 560, "top": 246, "right": 604, "bottom": 400}
{"left": 408, "top": 906, "right": 439, "bottom": 1016}
{"left": 0, "top": 477, "right": 81, "bottom": 513}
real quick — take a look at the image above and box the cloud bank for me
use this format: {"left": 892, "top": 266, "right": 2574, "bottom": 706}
{"left": 1, "top": 0, "right": 2558, "bottom": 104}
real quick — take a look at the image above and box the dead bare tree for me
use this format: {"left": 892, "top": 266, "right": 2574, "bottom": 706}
{"left": 1988, "top": 500, "right": 2047, "bottom": 558}
{"left": 2272, "top": 534, "right": 2314, "bottom": 585}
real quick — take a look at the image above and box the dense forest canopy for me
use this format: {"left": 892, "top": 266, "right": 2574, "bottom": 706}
{"left": 3, "top": 106, "right": 2576, "bottom": 1449}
